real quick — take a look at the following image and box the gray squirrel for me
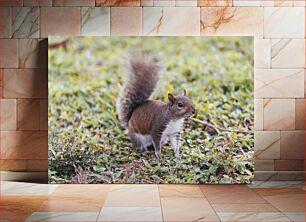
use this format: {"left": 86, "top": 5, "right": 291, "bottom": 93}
{"left": 117, "top": 55, "right": 196, "bottom": 158}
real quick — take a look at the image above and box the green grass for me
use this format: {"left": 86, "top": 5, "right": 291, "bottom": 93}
{"left": 48, "top": 36, "right": 254, "bottom": 184}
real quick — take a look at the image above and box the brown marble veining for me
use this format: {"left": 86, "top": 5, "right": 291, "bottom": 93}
{"left": 12, "top": 7, "right": 39, "bottom": 38}
{"left": 96, "top": 0, "right": 140, "bottom": 6}
{"left": 255, "top": 131, "right": 280, "bottom": 159}
{"left": 200, "top": 7, "right": 263, "bottom": 37}
{"left": 143, "top": 7, "right": 200, "bottom": 35}
{"left": 3, "top": 69, "right": 47, "bottom": 98}
{"left": 201, "top": 7, "right": 236, "bottom": 32}
{"left": 17, "top": 99, "right": 40, "bottom": 130}
{"left": 19, "top": 39, "right": 48, "bottom": 68}
{"left": 0, "top": 196, "right": 47, "bottom": 221}
{"left": 1, "top": 131, "right": 48, "bottom": 159}
{"left": 198, "top": 0, "right": 232, "bottom": 6}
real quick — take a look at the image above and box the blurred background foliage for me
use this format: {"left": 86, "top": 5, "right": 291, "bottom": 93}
{"left": 48, "top": 36, "right": 254, "bottom": 184}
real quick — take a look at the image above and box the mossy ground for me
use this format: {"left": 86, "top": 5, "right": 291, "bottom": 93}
{"left": 48, "top": 36, "right": 254, "bottom": 184}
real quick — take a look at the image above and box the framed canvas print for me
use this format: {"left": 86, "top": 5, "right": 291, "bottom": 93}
{"left": 48, "top": 36, "right": 254, "bottom": 184}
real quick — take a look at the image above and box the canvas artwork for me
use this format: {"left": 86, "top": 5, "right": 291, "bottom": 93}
{"left": 48, "top": 36, "right": 254, "bottom": 184}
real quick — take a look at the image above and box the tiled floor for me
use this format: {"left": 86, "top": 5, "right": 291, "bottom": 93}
{"left": 0, "top": 181, "right": 305, "bottom": 222}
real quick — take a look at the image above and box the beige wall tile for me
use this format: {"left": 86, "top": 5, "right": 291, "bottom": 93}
{"left": 271, "top": 39, "right": 305, "bottom": 68}
{"left": 3, "top": 69, "right": 47, "bottom": 99}
{"left": 274, "top": 0, "right": 293, "bottom": 6}
{"left": 254, "top": 160, "right": 274, "bottom": 171}
{"left": 233, "top": 0, "right": 260, "bottom": 6}
{"left": 53, "top": 0, "right": 95, "bottom": 6}
{"left": 154, "top": 0, "right": 175, "bottom": 6}
{"left": 12, "top": 7, "right": 39, "bottom": 38}
{"left": 264, "top": 7, "right": 305, "bottom": 38}
{"left": 40, "top": 99, "right": 48, "bottom": 130}
{"left": 280, "top": 131, "right": 304, "bottom": 159}
{"left": 255, "top": 131, "right": 280, "bottom": 159}
{"left": 143, "top": 7, "right": 200, "bottom": 36}
{"left": 304, "top": 70, "right": 306, "bottom": 98}
{"left": 176, "top": 0, "right": 197, "bottom": 6}
{"left": 0, "top": 131, "right": 48, "bottom": 159}
{"left": 0, "top": 159, "right": 27, "bottom": 171}
{"left": 0, "top": 69, "right": 3, "bottom": 98}
{"left": 254, "top": 99, "right": 263, "bottom": 130}
{"left": 200, "top": 7, "right": 263, "bottom": 37}
{"left": 141, "top": 0, "right": 153, "bottom": 6}
{"left": 0, "top": 99, "right": 16, "bottom": 130}
{"left": 0, "top": 39, "right": 18, "bottom": 68}
{"left": 263, "top": 99, "right": 295, "bottom": 130}
{"left": 295, "top": 99, "right": 305, "bottom": 130}
{"left": 19, "top": 39, "right": 48, "bottom": 68}
{"left": 0, "top": 0, "right": 22, "bottom": 6}
{"left": 41, "top": 7, "right": 80, "bottom": 38}
{"left": 198, "top": 0, "right": 232, "bottom": 6}
{"left": 27, "top": 159, "right": 48, "bottom": 172}
{"left": 96, "top": 0, "right": 140, "bottom": 6}
{"left": 81, "top": 7, "right": 110, "bottom": 36}
{"left": 24, "top": 0, "right": 52, "bottom": 6}
{"left": 17, "top": 99, "right": 40, "bottom": 130}
{"left": 111, "top": 7, "right": 142, "bottom": 36}
{"left": 254, "top": 39, "right": 271, "bottom": 68}
{"left": 275, "top": 160, "right": 304, "bottom": 171}
{"left": 293, "top": 0, "right": 305, "bottom": 6}
{"left": 260, "top": 0, "right": 274, "bottom": 6}
{"left": 255, "top": 69, "right": 304, "bottom": 98}
{"left": 0, "top": 7, "right": 11, "bottom": 38}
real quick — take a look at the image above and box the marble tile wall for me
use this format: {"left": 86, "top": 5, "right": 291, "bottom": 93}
{"left": 0, "top": 0, "right": 304, "bottom": 180}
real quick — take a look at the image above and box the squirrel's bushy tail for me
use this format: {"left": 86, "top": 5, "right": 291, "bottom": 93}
{"left": 118, "top": 55, "right": 160, "bottom": 127}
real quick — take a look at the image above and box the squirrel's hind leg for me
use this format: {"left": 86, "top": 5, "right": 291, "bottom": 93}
{"left": 152, "top": 135, "right": 162, "bottom": 158}
{"left": 130, "top": 133, "right": 149, "bottom": 154}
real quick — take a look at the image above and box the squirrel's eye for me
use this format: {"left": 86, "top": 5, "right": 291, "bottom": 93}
{"left": 177, "top": 102, "right": 184, "bottom": 108}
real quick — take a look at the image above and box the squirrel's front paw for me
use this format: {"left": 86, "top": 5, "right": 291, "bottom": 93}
{"left": 155, "top": 151, "right": 162, "bottom": 158}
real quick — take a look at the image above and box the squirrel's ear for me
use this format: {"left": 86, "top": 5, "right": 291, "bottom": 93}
{"left": 168, "top": 93, "right": 176, "bottom": 105}
{"left": 183, "top": 89, "right": 187, "bottom": 96}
